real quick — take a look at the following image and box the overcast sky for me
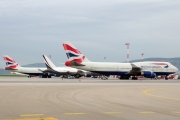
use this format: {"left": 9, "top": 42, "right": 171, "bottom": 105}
{"left": 0, "top": 0, "right": 180, "bottom": 68}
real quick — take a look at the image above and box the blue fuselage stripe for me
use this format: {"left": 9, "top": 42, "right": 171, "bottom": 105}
{"left": 91, "top": 71, "right": 175, "bottom": 76}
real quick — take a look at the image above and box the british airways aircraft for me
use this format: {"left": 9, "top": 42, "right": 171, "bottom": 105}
{"left": 3, "top": 55, "right": 54, "bottom": 78}
{"left": 62, "top": 41, "right": 178, "bottom": 80}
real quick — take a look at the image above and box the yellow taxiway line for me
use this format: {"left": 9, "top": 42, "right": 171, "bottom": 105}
{"left": 142, "top": 88, "right": 180, "bottom": 101}
{"left": 15, "top": 118, "right": 57, "bottom": 120}
{"left": 171, "top": 111, "right": 180, "bottom": 114}
{"left": 20, "top": 114, "right": 44, "bottom": 117}
{"left": 64, "top": 112, "right": 86, "bottom": 115}
{"left": 138, "top": 111, "right": 156, "bottom": 114}
{"left": 104, "top": 112, "right": 122, "bottom": 114}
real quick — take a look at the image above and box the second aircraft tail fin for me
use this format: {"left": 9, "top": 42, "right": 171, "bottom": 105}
{"left": 3, "top": 55, "right": 21, "bottom": 70}
{"left": 42, "top": 55, "right": 56, "bottom": 70}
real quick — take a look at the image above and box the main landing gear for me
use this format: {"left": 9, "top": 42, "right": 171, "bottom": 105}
{"left": 28, "top": 76, "right": 31, "bottom": 78}
{"left": 119, "top": 76, "right": 138, "bottom": 80}
{"left": 131, "top": 76, "right": 138, "bottom": 80}
{"left": 119, "top": 76, "right": 130, "bottom": 80}
{"left": 41, "top": 75, "right": 51, "bottom": 78}
{"left": 165, "top": 76, "right": 168, "bottom": 80}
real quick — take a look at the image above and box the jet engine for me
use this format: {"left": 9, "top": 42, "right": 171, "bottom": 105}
{"left": 141, "top": 71, "right": 156, "bottom": 78}
{"left": 85, "top": 72, "right": 93, "bottom": 77}
{"left": 42, "top": 72, "right": 54, "bottom": 78}
{"left": 85, "top": 72, "right": 100, "bottom": 77}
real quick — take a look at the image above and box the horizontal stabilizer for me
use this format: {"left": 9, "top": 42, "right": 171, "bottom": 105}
{"left": 5, "top": 67, "right": 17, "bottom": 70}
{"left": 65, "top": 61, "right": 85, "bottom": 66}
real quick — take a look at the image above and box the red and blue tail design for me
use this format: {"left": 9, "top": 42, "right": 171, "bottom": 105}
{"left": 62, "top": 41, "right": 90, "bottom": 66}
{"left": 3, "top": 55, "right": 20, "bottom": 70}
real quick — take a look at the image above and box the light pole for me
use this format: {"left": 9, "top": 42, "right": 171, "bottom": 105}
{"left": 141, "top": 53, "right": 144, "bottom": 62}
{"left": 104, "top": 57, "right": 106, "bottom": 62}
{"left": 49, "top": 55, "right": 51, "bottom": 60}
{"left": 125, "top": 43, "right": 130, "bottom": 63}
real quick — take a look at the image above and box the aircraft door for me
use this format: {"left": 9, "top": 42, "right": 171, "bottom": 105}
{"left": 90, "top": 66, "right": 94, "bottom": 71}
{"left": 117, "top": 66, "right": 119, "bottom": 71}
{"left": 165, "top": 66, "right": 169, "bottom": 72}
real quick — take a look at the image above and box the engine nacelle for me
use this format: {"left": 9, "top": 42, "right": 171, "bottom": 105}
{"left": 43, "top": 72, "right": 55, "bottom": 76}
{"left": 54, "top": 74, "right": 60, "bottom": 77}
{"left": 141, "top": 71, "right": 156, "bottom": 78}
{"left": 85, "top": 72, "right": 100, "bottom": 77}
{"left": 84, "top": 72, "right": 92, "bottom": 77}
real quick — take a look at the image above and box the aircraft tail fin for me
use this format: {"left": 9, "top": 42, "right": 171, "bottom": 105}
{"left": 62, "top": 41, "right": 90, "bottom": 66}
{"left": 42, "top": 55, "right": 56, "bottom": 69}
{"left": 3, "top": 55, "right": 21, "bottom": 70}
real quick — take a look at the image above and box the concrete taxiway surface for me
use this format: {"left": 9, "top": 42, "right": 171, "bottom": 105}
{"left": 0, "top": 77, "right": 180, "bottom": 120}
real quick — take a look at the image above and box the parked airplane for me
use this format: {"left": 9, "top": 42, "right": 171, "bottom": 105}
{"left": 41, "top": 55, "right": 99, "bottom": 78}
{"left": 62, "top": 41, "right": 178, "bottom": 80}
{"left": 3, "top": 55, "right": 54, "bottom": 78}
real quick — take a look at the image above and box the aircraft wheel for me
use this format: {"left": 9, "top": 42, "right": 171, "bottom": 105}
{"left": 28, "top": 76, "right": 31, "bottom": 78}
{"left": 119, "top": 76, "right": 130, "bottom": 80}
{"left": 132, "top": 76, "right": 138, "bottom": 80}
{"left": 42, "top": 75, "right": 47, "bottom": 78}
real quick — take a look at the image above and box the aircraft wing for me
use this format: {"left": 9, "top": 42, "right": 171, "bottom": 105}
{"left": 126, "top": 64, "right": 142, "bottom": 75}
{"left": 77, "top": 69, "right": 86, "bottom": 75}
{"left": 38, "top": 69, "right": 50, "bottom": 74}
{"left": 38, "top": 68, "right": 59, "bottom": 74}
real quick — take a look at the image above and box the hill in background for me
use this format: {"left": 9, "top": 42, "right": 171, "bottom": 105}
{"left": 1, "top": 58, "right": 180, "bottom": 74}
{"left": 22, "top": 63, "right": 46, "bottom": 67}
{"left": 0, "top": 69, "right": 11, "bottom": 74}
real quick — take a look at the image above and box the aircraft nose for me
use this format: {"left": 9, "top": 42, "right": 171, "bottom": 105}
{"left": 174, "top": 66, "right": 179, "bottom": 72}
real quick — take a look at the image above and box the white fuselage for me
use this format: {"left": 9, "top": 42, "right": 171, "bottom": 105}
{"left": 12, "top": 67, "right": 47, "bottom": 76}
{"left": 52, "top": 67, "right": 79, "bottom": 75}
{"left": 51, "top": 66, "right": 92, "bottom": 76}
{"left": 71, "top": 61, "right": 178, "bottom": 76}
{"left": 13, "top": 66, "right": 87, "bottom": 77}
{"left": 133, "top": 62, "right": 178, "bottom": 74}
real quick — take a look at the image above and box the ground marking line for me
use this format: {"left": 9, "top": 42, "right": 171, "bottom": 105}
{"left": 21, "top": 114, "right": 44, "bottom": 117}
{"left": 142, "top": 88, "right": 180, "bottom": 101}
{"left": 15, "top": 118, "right": 57, "bottom": 120}
{"left": 138, "top": 111, "right": 156, "bottom": 114}
{"left": 64, "top": 112, "right": 86, "bottom": 115}
{"left": 171, "top": 111, "right": 180, "bottom": 114}
{"left": 104, "top": 112, "right": 122, "bottom": 114}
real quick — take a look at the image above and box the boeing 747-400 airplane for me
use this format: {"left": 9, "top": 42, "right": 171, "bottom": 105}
{"left": 62, "top": 41, "right": 178, "bottom": 80}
